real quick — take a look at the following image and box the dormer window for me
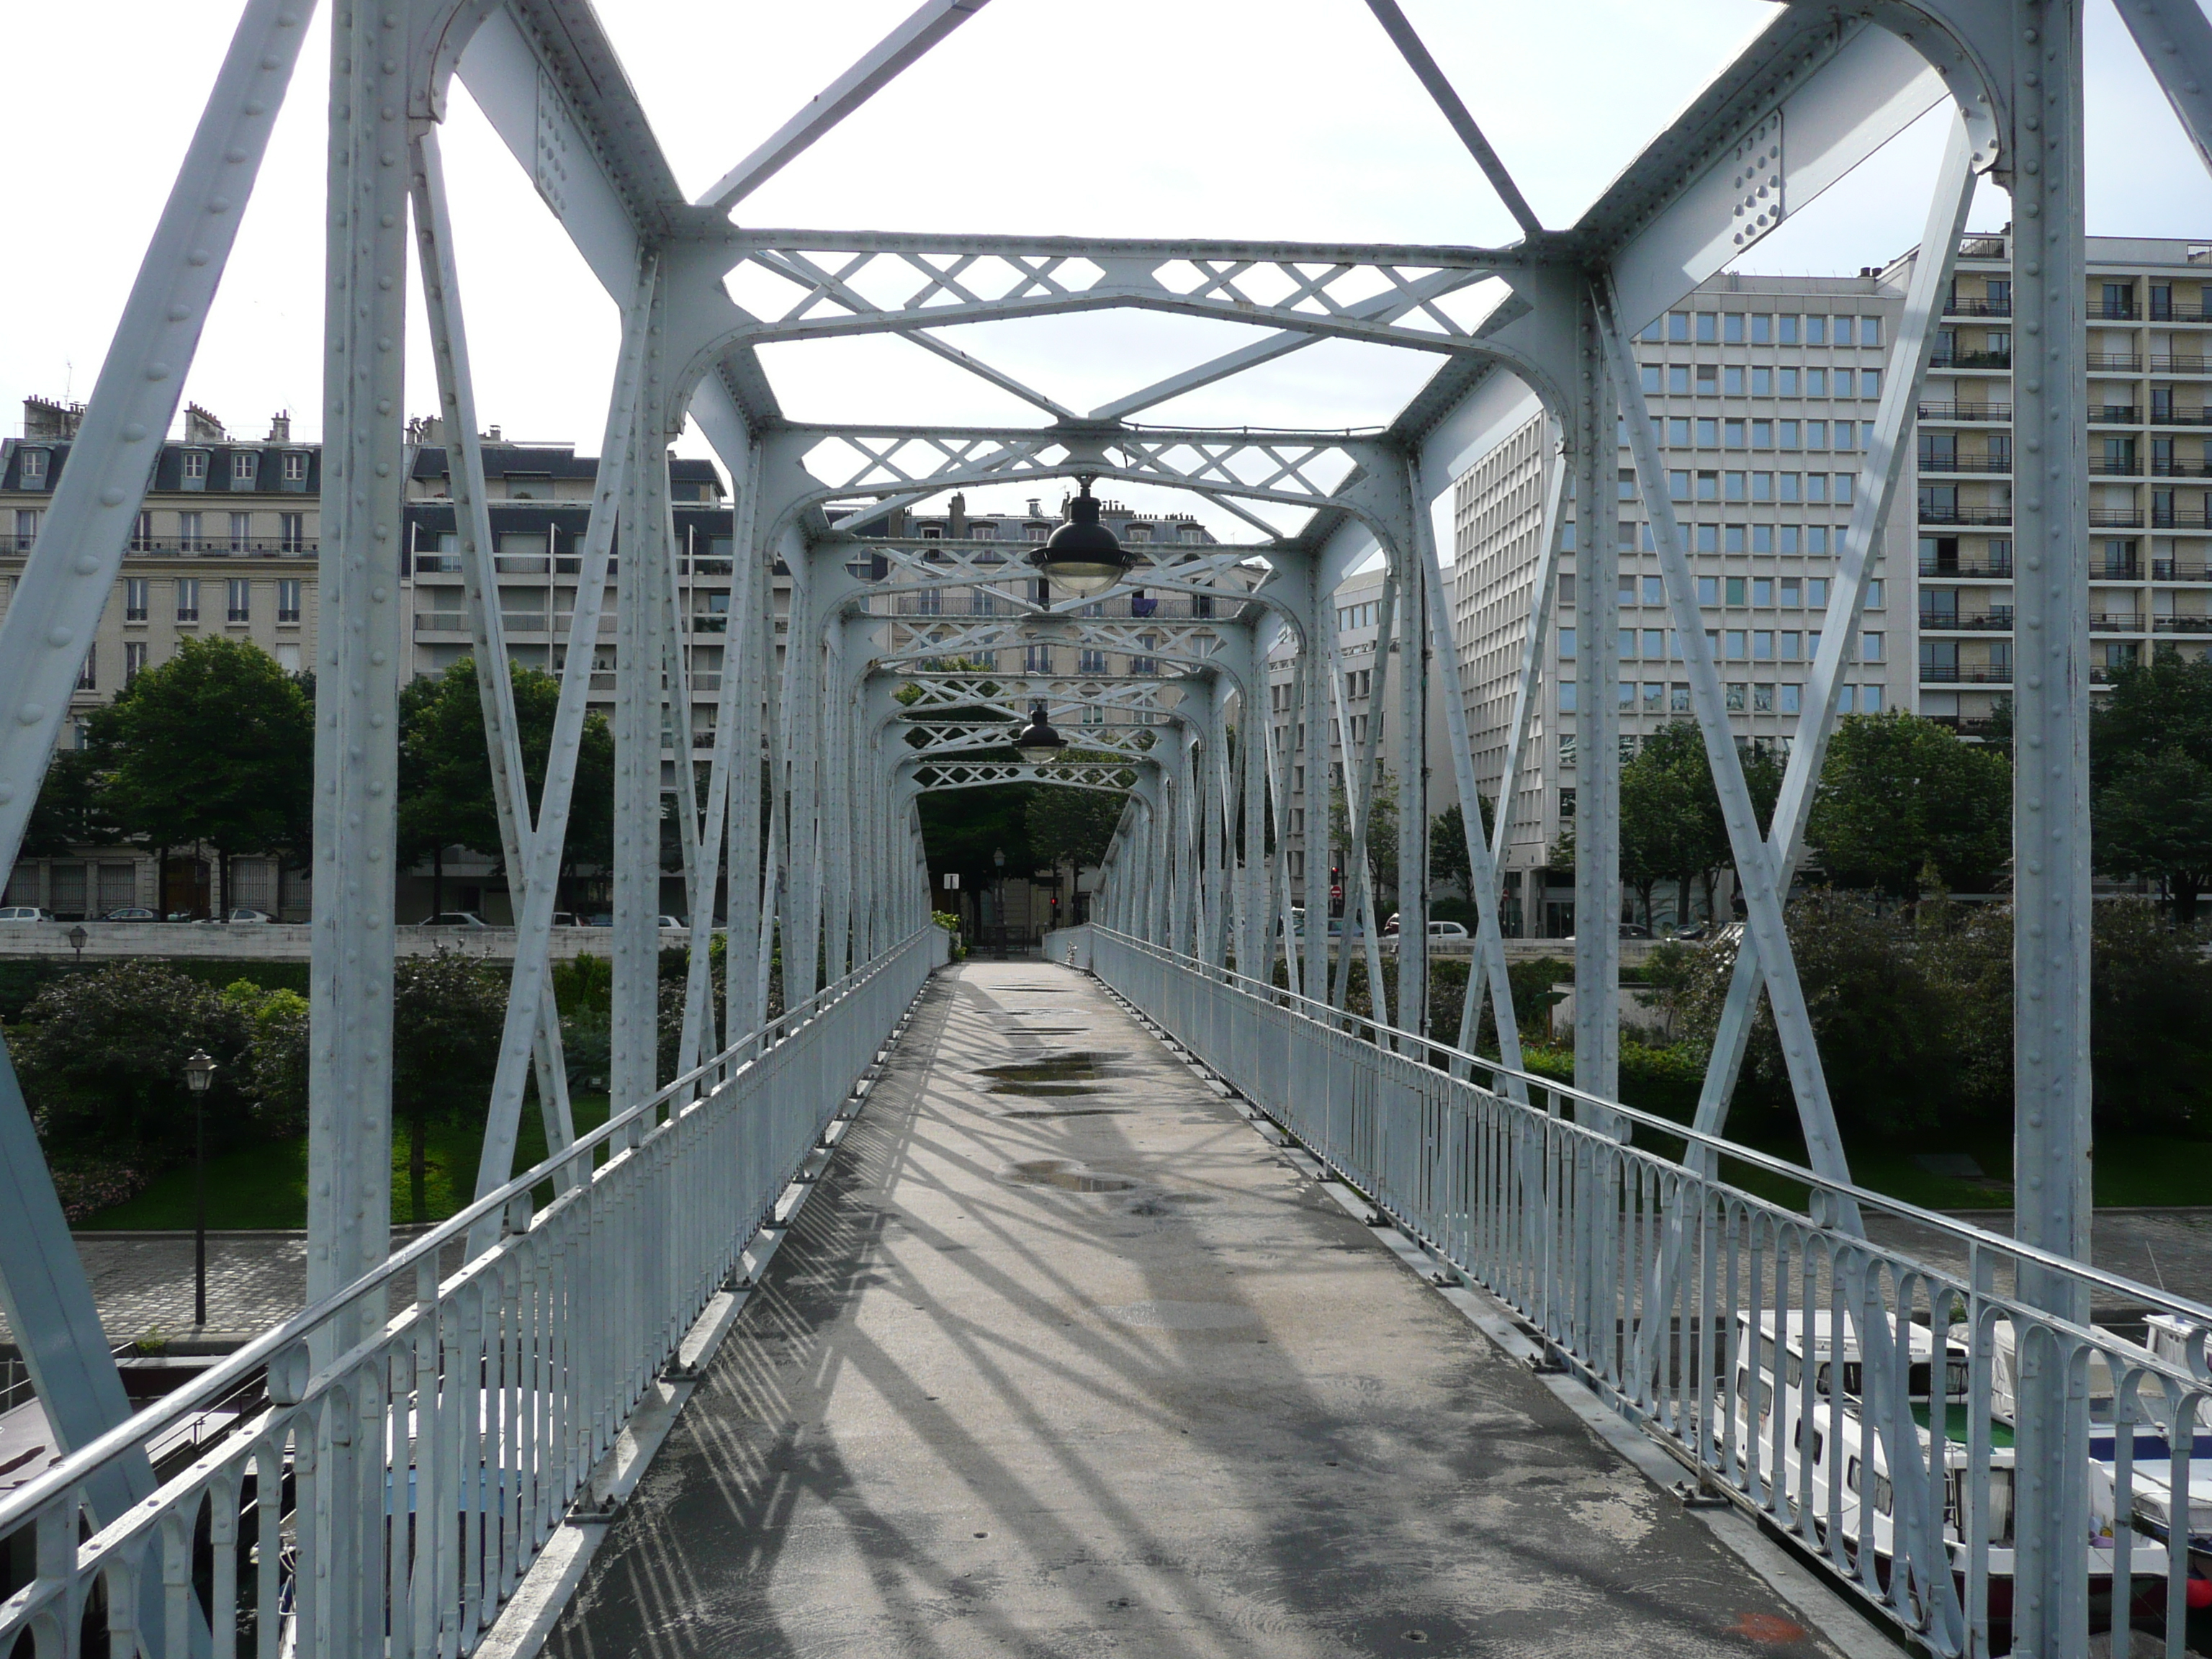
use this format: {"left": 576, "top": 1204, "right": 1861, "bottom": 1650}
{"left": 18, "top": 450, "right": 47, "bottom": 486}
{"left": 1126, "top": 523, "right": 1151, "bottom": 543}
{"left": 970, "top": 522, "right": 997, "bottom": 540}
{"left": 232, "top": 451, "right": 258, "bottom": 485}
{"left": 181, "top": 451, "right": 209, "bottom": 489}
{"left": 282, "top": 452, "right": 307, "bottom": 482}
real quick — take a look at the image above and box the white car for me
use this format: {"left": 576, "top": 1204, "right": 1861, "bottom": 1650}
{"left": 658, "top": 915, "right": 687, "bottom": 930}
{"left": 417, "top": 912, "right": 490, "bottom": 928}
{"left": 1426, "top": 920, "right": 1470, "bottom": 940}
{"left": 0, "top": 906, "right": 52, "bottom": 922}
{"left": 227, "top": 908, "right": 276, "bottom": 924}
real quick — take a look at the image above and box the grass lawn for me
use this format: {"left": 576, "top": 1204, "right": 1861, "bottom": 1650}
{"left": 82, "top": 1094, "right": 613, "bottom": 1231}
{"left": 1707, "top": 1127, "right": 2212, "bottom": 1215}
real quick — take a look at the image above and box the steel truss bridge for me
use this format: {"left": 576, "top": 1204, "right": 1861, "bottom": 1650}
{"left": 4, "top": 1, "right": 2212, "bottom": 1655}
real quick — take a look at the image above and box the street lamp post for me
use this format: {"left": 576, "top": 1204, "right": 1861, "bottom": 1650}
{"left": 992, "top": 847, "right": 1007, "bottom": 960}
{"left": 184, "top": 1048, "right": 216, "bottom": 1328}
{"left": 66, "top": 924, "right": 86, "bottom": 964}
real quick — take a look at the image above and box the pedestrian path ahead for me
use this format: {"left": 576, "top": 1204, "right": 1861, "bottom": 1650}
{"left": 545, "top": 961, "right": 1858, "bottom": 1658}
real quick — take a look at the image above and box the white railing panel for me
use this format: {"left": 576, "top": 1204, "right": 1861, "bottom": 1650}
{"left": 1088, "top": 927, "right": 2212, "bottom": 1659}
{"left": 0, "top": 928, "right": 936, "bottom": 1659}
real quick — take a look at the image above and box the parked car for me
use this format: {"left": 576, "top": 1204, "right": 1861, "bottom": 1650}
{"left": 584, "top": 914, "right": 613, "bottom": 927}
{"left": 102, "top": 907, "right": 158, "bottom": 922}
{"left": 658, "top": 915, "right": 687, "bottom": 930}
{"left": 0, "top": 907, "right": 53, "bottom": 922}
{"left": 1426, "top": 920, "right": 1470, "bottom": 940}
{"left": 1619, "top": 921, "right": 1653, "bottom": 939}
{"left": 417, "top": 912, "right": 489, "bottom": 928}
{"left": 550, "top": 912, "right": 582, "bottom": 927}
{"left": 228, "top": 908, "right": 276, "bottom": 924}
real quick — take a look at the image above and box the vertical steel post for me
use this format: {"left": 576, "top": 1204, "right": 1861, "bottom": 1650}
{"left": 308, "top": 0, "right": 408, "bottom": 1352}
{"left": 1394, "top": 523, "right": 1430, "bottom": 1045}
{"left": 1570, "top": 290, "right": 1621, "bottom": 1104}
{"left": 611, "top": 296, "right": 672, "bottom": 1120}
{"left": 2008, "top": 4, "right": 2093, "bottom": 1648}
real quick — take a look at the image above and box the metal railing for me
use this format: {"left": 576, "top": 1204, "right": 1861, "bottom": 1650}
{"left": 1086, "top": 926, "right": 2212, "bottom": 1658}
{"left": 1917, "top": 402, "right": 2013, "bottom": 423}
{"left": 0, "top": 925, "right": 939, "bottom": 1659}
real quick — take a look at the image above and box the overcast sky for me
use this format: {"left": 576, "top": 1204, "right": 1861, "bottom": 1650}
{"left": 6, "top": 1, "right": 2211, "bottom": 536}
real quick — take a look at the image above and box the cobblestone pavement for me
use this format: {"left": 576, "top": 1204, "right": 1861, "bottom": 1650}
{"left": 0, "top": 1228, "right": 462, "bottom": 1349}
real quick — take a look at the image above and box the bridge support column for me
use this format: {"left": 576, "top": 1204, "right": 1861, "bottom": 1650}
{"left": 2005, "top": 3, "right": 2094, "bottom": 1650}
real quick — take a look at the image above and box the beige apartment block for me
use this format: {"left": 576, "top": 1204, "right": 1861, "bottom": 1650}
{"left": 0, "top": 398, "right": 320, "bottom": 917}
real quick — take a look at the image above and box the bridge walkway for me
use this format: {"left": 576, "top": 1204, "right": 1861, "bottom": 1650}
{"left": 544, "top": 961, "right": 1856, "bottom": 1658}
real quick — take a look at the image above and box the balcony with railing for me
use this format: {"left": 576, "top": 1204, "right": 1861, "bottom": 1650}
{"left": 1917, "top": 664, "right": 2013, "bottom": 683}
{"left": 2149, "top": 405, "right": 2212, "bottom": 425}
{"left": 2152, "top": 458, "right": 2212, "bottom": 477}
{"left": 2154, "top": 614, "right": 2212, "bottom": 632}
{"left": 1928, "top": 349, "right": 2011, "bottom": 370}
{"left": 1917, "top": 454, "right": 2013, "bottom": 474}
{"left": 2152, "top": 506, "right": 2212, "bottom": 529}
{"left": 2154, "top": 355, "right": 2212, "bottom": 374}
{"left": 2090, "top": 508, "right": 2148, "bottom": 528}
{"left": 2089, "top": 612, "right": 2144, "bottom": 631}
{"left": 2152, "top": 302, "right": 2212, "bottom": 322}
{"left": 2087, "top": 352, "right": 2145, "bottom": 372}
{"left": 1943, "top": 297, "right": 2011, "bottom": 317}
{"left": 1918, "top": 557, "right": 2014, "bottom": 578}
{"left": 2151, "top": 558, "right": 2212, "bottom": 580}
{"left": 1920, "top": 608, "right": 2015, "bottom": 631}
{"left": 2098, "top": 299, "right": 2139, "bottom": 320}
{"left": 1916, "top": 400, "right": 2012, "bottom": 423}
{"left": 1917, "top": 505, "right": 2012, "bottom": 526}
{"left": 2091, "top": 405, "right": 2145, "bottom": 423}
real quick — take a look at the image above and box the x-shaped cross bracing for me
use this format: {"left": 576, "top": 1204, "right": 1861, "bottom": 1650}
{"left": 709, "top": 233, "right": 1512, "bottom": 359}
{"left": 907, "top": 758, "right": 1143, "bottom": 794}
{"left": 793, "top": 427, "right": 1370, "bottom": 515}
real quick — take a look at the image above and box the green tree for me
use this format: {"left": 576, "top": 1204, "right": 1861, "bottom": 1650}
{"left": 19, "top": 747, "right": 123, "bottom": 860}
{"left": 397, "top": 657, "right": 614, "bottom": 917}
{"left": 2090, "top": 649, "right": 2212, "bottom": 920}
{"left": 1428, "top": 796, "right": 1494, "bottom": 902}
{"left": 221, "top": 980, "right": 311, "bottom": 1137}
{"left": 89, "top": 637, "right": 313, "bottom": 915}
{"left": 391, "top": 951, "right": 506, "bottom": 1223}
{"left": 13, "top": 961, "right": 253, "bottom": 1151}
{"left": 2095, "top": 749, "right": 2212, "bottom": 922}
{"left": 1025, "top": 785, "right": 1128, "bottom": 907}
{"left": 1328, "top": 763, "right": 1398, "bottom": 902}
{"left": 1806, "top": 711, "right": 2010, "bottom": 899}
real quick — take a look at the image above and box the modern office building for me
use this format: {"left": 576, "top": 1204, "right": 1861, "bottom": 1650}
{"left": 1896, "top": 231, "right": 2212, "bottom": 727}
{"left": 1448, "top": 272, "right": 1917, "bottom": 935}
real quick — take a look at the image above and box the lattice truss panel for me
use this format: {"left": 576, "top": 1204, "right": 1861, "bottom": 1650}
{"left": 719, "top": 234, "right": 1509, "bottom": 351}
{"left": 797, "top": 428, "right": 1366, "bottom": 513}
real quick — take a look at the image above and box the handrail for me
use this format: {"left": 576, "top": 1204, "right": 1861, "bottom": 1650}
{"left": 0, "top": 925, "right": 933, "bottom": 1531}
{"left": 1087, "top": 927, "right": 2212, "bottom": 1327}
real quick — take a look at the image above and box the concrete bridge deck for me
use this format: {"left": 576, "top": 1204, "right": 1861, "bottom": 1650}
{"left": 544, "top": 961, "right": 1863, "bottom": 1658}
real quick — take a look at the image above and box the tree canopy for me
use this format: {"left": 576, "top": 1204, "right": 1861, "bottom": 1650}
{"left": 2090, "top": 649, "right": 2212, "bottom": 920}
{"left": 1806, "top": 711, "right": 2010, "bottom": 899}
{"left": 397, "top": 657, "right": 614, "bottom": 878}
{"left": 84, "top": 637, "right": 313, "bottom": 898}
{"left": 1025, "top": 786, "right": 1126, "bottom": 878}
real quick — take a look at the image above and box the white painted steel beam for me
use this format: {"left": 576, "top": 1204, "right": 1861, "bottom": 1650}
{"left": 0, "top": 0, "right": 316, "bottom": 1520}
{"left": 697, "top": 0, "right": 992, "bottom": 212}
